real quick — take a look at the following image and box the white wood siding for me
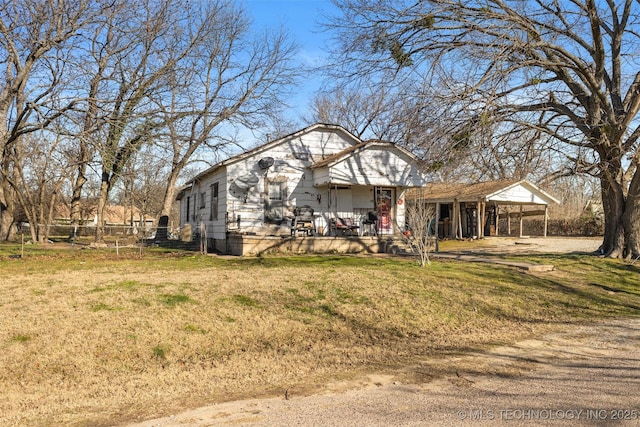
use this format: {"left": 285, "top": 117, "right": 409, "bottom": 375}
{"left": 313, "top": 146, "right": 426, "bottom": 187}
{"left": 488, "top": 183, "right": 551, "bottom": 205}
{"left": 186, "top": 169, "right": 228, "bottom": 240}
{"left": 184, "top": 128, "right": 359, "bottom": 238}
{"left": 179, "top": 126, "right": 426, "bottom": 240}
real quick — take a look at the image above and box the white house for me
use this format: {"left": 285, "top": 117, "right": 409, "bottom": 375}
{"left": 176, "top": 123, "right": 428, "bottom": 254}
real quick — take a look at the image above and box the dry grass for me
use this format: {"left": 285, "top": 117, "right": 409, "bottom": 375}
{"left": 1, "top": 247, "right": 639, "bottom": 426}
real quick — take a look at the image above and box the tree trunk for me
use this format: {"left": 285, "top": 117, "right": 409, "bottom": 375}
{"left": 600, "top": 177, "right": 626, "bottom": 257}
{"left": 37, "top": 182, "right": 46, "bottom": 244}
{"left": 623, "top": 169, "right": 640, "bottom": 259}
{"left": 95, "top": 175, "right": 110, "bottom": 242}
{"left": 69, "top": 166, "right": 87, "bottom": 226}
{"left": 0, "top": 199, "right": 15, "bottom": 241}
{"left": 0, "top": 168, "right": 16, "bottom": 241}
{"left": 160, "top": 172, "right": 180, "bottom": 218}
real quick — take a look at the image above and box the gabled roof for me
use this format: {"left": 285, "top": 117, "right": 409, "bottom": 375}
{"left": 309, "top": 139, "right": 419, "bottom": 170}
{"left": 185, "top": 123, "right": 361, "bottom": 185}
{"left": 407, "top": 179, "right": 559, "bottom": 205}
{"left": 309, "top": 141, "right": 368, "bottom": 169}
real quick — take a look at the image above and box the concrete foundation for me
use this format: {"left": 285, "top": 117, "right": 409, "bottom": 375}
{"left": 225, "top": 234, "right": 397, "bottom": 256}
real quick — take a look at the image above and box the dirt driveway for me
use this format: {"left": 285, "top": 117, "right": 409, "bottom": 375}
{"left": 128, "top": 318, "right": 640, "bottom": 426}
{"left": 451, "top": 236, "right": 604, "bottom": 255}
{"left": 129, "top": 237, "right": 639, "bottom": 427}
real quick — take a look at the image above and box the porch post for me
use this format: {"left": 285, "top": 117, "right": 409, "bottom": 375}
{"left": 507, "top": 208, "right": 511, "bottom": 236}
{"left": 476, "top": 199, "right": 482, "bottom": 239}
{"left": 519, "top": 204, "right": 524, "bottom": 238}
{"left": 457, "top": 200, "right": 463, "bottom": 238}
{"left": 434, "top": 201, "right": 440, "bottom": 253}
{"left": 495, "top": 206, "right": 499, "bottom": 237}
{"left": 452, "top": 199, "right": 458, "bottom": 239}
{"left": 481, "top": 199, "right": 486, "bottom": 239}
{"left": 543, "top": 204, "right": 548, "bottom": 237}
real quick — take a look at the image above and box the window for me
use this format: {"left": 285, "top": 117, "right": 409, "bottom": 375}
{"left": 269, "top": 182, "right": 283, "bottom": 201}
{"left": 264, "top": 179, "right": 287, "bottom": 224}
{"left": 210, "top": 182, "right": 219, "bottom": 221}
{"left": 199, "top": 192, "right": 206, "bottom": 209}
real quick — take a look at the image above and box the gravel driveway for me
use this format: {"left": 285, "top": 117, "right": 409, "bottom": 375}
{"left": 129, "top": 318, "right": 640, "bottom": 427}
{"left": 454, "top": 236, "right": 604, "bottom": 255}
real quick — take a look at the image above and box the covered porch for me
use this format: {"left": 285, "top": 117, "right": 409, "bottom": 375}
{"left": 318, "top": 184, "right": 400, "bottom": 237}
{"left": 309, "top": 140, "right": 427, "bottom": 238}
{"left": 287, "top": 185, "right": 403, "bottom": 237}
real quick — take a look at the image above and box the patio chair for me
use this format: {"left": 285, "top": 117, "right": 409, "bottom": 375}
{"left": 331, "top": 217, "right": 359, "bottom": 236}
{"left": 291, "top": 206, "right": 316, "bottom": 236}
{"left": 341, "top": 217, "right": 360, "bottom": 235}
{"left": 362, "top": 211, "right": 377, "bottom": 236}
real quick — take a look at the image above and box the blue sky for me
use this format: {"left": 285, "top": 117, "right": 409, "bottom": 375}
{"left": 244, "top": 0, "right": 338, "bottom": 121}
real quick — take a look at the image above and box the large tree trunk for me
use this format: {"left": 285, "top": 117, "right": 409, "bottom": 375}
{"left": 95, "top": 175, "right": 110, "bottom": 242}
{"left": 154, "top": 173, "right": 181, "bottom": 242}
{"left": 69, "top": 165, "right": 87, "bottom": 226}
{"left": 600, "top": 177, "right": 626, "bottom": 258}
{"left": 160, "top": 171, "right": 180, "bottom": 218}
{"left": 0, "top": 164, "right": 16, "bottom": 241}
{"left": 622, "top": 169, "right": 640, "bottom": 259}
{"left": 0, "top": 196, "right": 15, "bottom": 241}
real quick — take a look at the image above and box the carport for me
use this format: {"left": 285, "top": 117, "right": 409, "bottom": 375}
{"left": 408, "top": 179, "right": 560, "bottom": 239}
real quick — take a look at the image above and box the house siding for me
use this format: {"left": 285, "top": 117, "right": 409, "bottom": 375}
{"left": 489, "top": 183, "right": 553, "bottom": 205}
{"left": 183, "top": 169, "right": 228, "bottom": 242}
{"left": 313, "top": 145, "right": 424, "bottom": 187}
{"left": 177, "top": 124, "right": 428, "bottom": 253}
{"left": 183, "top": 128, "right": 360, "bottom": 242}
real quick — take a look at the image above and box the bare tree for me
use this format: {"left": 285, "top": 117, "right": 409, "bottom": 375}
{"left": 117, "top": 147, "right": 168, "bottom": 232}
{"left": 307, "top": 85, "right": 396, "bottom": 139}
{"left": 63, "top": 0, "right": 299, "bottom": 242}
{"left": 327, "top": 0, "right": 640, "bottom": 258}
{"left": 87, "top": 0, "right": 196, "bottom": 241}
{"left": 403, "top": 195, "right": 437, "bottom": 267}
{"left": 151, "top": 1, "right": 300, "bottom": 220}
{"left": 8, "top": 132, "right": 71, "bottom": 242}
{"left": 0, "top": 0, "right": 101, "bottom": 240}
{"left": 65, "top": 2, "right": 120, "bottom": 231}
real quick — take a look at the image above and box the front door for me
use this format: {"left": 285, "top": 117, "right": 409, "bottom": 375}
{"left": 375, "top": 188, "right": 394, "bottom": 235}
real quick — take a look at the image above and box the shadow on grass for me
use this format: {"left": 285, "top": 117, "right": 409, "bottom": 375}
{"left": 463, "top": 257, "right": 640, "bottom": 319}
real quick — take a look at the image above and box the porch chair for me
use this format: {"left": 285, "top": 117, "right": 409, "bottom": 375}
{"left": 331, "top": 217, "right": 360, "bottom": 236}
{"left": 362, "top": 211, "right": 378, "bottom": 236}
{"left": 341, "top": 217, "right": 360, "bottom": 235}
{"left": 291, "top": 205, "right": 316, "bottom": 236}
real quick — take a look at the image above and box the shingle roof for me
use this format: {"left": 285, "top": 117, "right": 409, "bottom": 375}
{"left": 406, "top": 179, "right": 520, "bottom": 201}
{"left": 308, "top": 141, "right": 369, "bottom": 169}
{"left": 186, "top": 123, "right": 360, "bottom": 185}
{"left": 406, "top": 179, "right": 559, "bottom": 205}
